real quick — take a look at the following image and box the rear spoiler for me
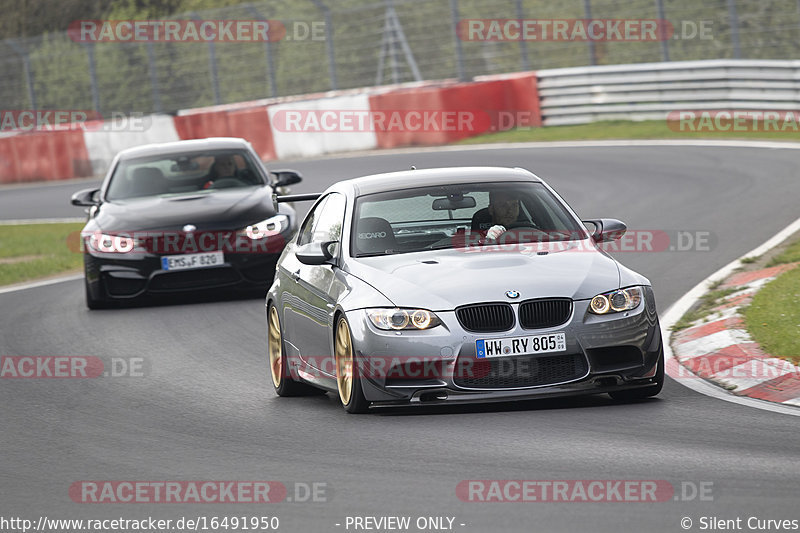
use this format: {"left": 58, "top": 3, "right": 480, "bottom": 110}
{"left": 272, "top": 192, "right": 321, "bottom": 211}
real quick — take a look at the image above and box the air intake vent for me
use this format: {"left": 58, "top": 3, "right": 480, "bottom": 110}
{"left": 455, "top": 353, "right": 588, "bottom": 389}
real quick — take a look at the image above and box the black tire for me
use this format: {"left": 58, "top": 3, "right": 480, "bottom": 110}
{"left": 267, "top": 304, "right": 324, "bottom": 397}
{"left": 609, "top": 347, "right": 664, "bottom": 401}
{"left": 334, "top": 316, "right": 369, "bottom": 414}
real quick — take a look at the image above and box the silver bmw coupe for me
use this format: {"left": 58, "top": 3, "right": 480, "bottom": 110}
{"left": 266, "top": 167, "right": 663, "bottom": 413}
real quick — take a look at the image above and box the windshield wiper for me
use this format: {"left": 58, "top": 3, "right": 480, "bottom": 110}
{"left": 355, "top": 249, "right": 403, "bottom": 258}
{"left": 426, "top": 243, "right": 455, "bottom": 251}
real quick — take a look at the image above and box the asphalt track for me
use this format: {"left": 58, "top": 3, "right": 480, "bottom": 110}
{"left": 1, "top": 144, "right": 799, "bottom": 533}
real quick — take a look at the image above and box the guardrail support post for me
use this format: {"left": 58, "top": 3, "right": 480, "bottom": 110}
{"left": 246, "top": 5, "right": 278, "bottom": 98}
{"left": 8, "top": 39, "right": 37, "bottom": 110}
{"left": 145, "top": 42, "right": 163, "bottom": 113}
{"left": 312, "top": 0, "right": 338, "bottom": 91}
{"left": 450, "top": 0, "right": 467, "bottom": 81}
{"left": 727, "top": 0, "right": 742, "bottom": 59}
{"left": 84, "top": 43, "right": 101, "bottom": 113}
{"left": 654, "top": 0, "right": 670, "bottom": 62}
{"left": 515, "top": 0, "right": 530, "bottom": 71}
{"left": 190, "top": 12, "right": 221, "bottom": 105}
{"left": 583, "top": 0, "right": 597, "bottom": 65}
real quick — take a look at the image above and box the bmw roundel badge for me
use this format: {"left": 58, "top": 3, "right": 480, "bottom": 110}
{"left": 505, "top": 290, "right": 520, "bottom": 299}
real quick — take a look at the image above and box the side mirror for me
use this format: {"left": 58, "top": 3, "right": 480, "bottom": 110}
{"left": 71, "top": 188, "right": 101, "bottom": 207}
{"left": 271, "top": 169, "right": 303, "bottom": 188}
{"left": 296, "top": 241, "right": 336, "bottom": 265}
{"left": 583, "top": 218, "right": 627, "bottom": 243}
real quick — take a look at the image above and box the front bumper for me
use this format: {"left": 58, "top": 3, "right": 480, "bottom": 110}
{"left": 343, "top": 294, "right": 662, "bottom": 406}
{"left": 84, "top": 233, "right": 290, "bottom": 301}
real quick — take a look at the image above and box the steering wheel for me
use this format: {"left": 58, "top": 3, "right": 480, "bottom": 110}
{"left": 506, "top": 220, "right": 540, "bottom": 230}
{"left": 207, "top": 177, "right": 247, "bottom": 189}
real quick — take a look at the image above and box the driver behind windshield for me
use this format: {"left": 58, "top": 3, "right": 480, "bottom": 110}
{"left": 203, "top": 154, "right": 237, "bottom": 188}
{"left": 484, "top": 190, "right": 521, "bottom": 241}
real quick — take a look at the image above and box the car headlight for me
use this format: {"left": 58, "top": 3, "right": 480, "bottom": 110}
{"left": 589, "top": 287, "right": 642, "bottom": 314}
{"left": 366, "top": 308, "right": 442, "bottom": 330}
{"left": 243, "top": 214, "right": 288, "bottom": 240}
{"left": 85, "top": 232, "right": 134, "bottom": 253}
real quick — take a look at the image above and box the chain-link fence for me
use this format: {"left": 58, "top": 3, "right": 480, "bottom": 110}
{"left": 1, "top": 0, "right": 798, "bottom": 116}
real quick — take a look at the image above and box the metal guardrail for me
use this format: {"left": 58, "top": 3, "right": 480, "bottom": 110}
{"left": 537, "top": 59, "right": 800, "bottom": 125}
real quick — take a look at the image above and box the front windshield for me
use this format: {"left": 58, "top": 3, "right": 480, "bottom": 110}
{"left": 351, "top": 182, "right": 587, "bottom": 257}
{"left": 106, "top": 149, "right": 265, "bottom": 201}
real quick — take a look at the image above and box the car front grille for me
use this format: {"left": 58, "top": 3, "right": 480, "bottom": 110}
{"left": 456, "top": 303, "right": 515, "bottom": 333}
{"left": 454, "top": 353, "right": 588, "bottom": 389}
{"left": 519, "top": 298, "right": 572, "bottom": 329}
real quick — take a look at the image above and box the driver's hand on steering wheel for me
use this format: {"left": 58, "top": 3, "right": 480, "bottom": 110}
{"left": 485, "top": 224, "right": 506, "bottom": 241}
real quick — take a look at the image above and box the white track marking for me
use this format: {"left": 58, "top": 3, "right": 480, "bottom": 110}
{"left": 0, "top": 274, "right": 83, "bottom": 295}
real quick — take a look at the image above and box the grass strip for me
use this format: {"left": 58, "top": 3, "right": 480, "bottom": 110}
{"left": 671, "top": 287, "right": 738, "bottom": 332}
{"left": 0, "top": 223, "right": 84, "bottom": 286}
{"left": 744, "top": 266, "right": 800, "bottom": 365}
{"left": 459, "top": 120, "right": 800, "bottom": 145}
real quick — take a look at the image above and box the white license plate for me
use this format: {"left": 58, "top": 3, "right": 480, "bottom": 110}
{"left": 160, "top": 251, "right": 224, "bottom": 271}
{"left": 476, "top": 332, "right": 566, "bottom": 358}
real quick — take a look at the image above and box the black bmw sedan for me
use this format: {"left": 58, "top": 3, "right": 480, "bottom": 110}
{"left": 71, "top": 138, "right": 301, "bottom": 309}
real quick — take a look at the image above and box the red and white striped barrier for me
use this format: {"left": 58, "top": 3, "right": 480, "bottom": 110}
{"left": 0, "top": 129, "right": 91, "bottom": 184}
{"left": 0, "top": 73, "right": 542, "bottom": 184}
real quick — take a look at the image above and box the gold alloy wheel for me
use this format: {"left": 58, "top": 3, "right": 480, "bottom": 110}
{"left": 335, "top": 318, "right": 354, "bottom": 405}
{"left": 268, "top": 306, "right": 283, "bottom": 389}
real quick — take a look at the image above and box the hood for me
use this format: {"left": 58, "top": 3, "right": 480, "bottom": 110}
{"left": 345, "top": 241, "right": 621, "bottom": 310}
{"left": 94, "top": 187, "right": 276, "bottom": 232}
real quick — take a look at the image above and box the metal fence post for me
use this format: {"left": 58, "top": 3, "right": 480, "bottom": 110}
{"left": 8, "top": 39, "right": 37, "bottom": 110}
{"left": 583, "top": 0, "right": 597, "bottom": 66}
{"left": 190, "top": 12, "right": 221, "bottom": 105}
{"left": 654, "top": 0, "right": 670, "bottom": 62}
{"left": 727, "top": 0, "right": 741, "bottom": 59}
{"left": 145, "top": 42, "right": 163, "bottom": 113}
{"left": 515, "top": 0, "right": 530, "bottom": 71}
{"left": 246, "top": 5, "right": 278, "bottom": 98}
{"left": 312, "top": 0, "right": 338, "bottom": 91}
{"left": 449, "top": 0, "right": 466, "bottom": 81}
{"left": 84, "top": 43, "right": 101, "bottom": 113}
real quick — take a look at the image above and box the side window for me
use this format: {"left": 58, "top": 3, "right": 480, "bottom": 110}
{"left": 297, "top": 197, "right": 328, "bottom": 246}
{"left": 311, "top": 193, "right": 346, "bottom": 244}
